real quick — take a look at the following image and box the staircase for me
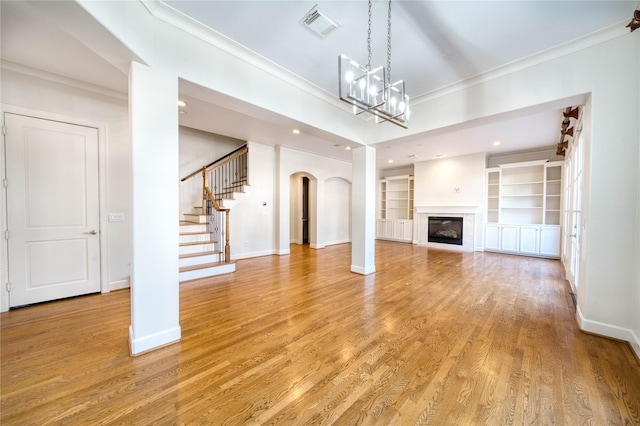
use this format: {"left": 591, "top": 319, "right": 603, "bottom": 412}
{"left": 179, "top": 212, "right": 235, "bottom": 282}
{"left": 178, "top": 145, "right": 249, "bottom": 283}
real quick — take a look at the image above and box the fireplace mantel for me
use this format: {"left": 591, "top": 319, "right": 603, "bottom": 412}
{"left": 415, "top": 206, "right": 480, "bottom": 214}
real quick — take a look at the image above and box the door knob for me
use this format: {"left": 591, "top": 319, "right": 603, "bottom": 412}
{"left": 85, "top": 230, "right": 97, "bottom": 235}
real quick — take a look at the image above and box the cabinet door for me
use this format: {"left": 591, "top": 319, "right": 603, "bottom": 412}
{"left": 376, "top": 219, "right": 386, "bottom": 238}
{"left": 500, "top": 225, "right": 520, "bottom": 252}
{"left": 384, "top": 220, "right": 393, "bottom": 238}
{"left": 485, "top": 224, "right": 501, "bottom": 251}
{"left": 539, "top": 226, "right": 561, "bottom": 257}
{"left": 519, "top": 226, "right": 540, "bottom": 254}
{"left": 402, "top": 220, "right": 413, "bottom": 242}
{"left": 393, "top": 220, "right": 405, "bottom": 240}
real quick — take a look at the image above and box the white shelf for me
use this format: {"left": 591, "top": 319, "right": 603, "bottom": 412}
{"left": 379, "top": 175, "right": 414, "bottom": 221}
{"left": 486, "top": 161, "right": 563, "bottom": 226}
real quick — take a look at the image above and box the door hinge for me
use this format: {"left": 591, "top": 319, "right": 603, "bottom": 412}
{"left": 4, "top": 230, "right": 9, "bottom": 240}
{"left": 6, "top": 282, "right": 11, "bottom": 292}
{"left": 1, "top": 126, "right": 6, "bottom": 136}
{"left": 2, "top": 178, "right": 7, "bottom": 188}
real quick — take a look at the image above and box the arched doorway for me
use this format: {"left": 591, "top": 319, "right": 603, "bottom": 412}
{"left": 290, "top": 172, "right": 317, "bottom": 247}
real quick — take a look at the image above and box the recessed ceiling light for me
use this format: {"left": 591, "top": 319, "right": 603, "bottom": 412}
{"left": 388, "top": 159, "right": 394, "bottom": 163}
{"left": 292, "top": 129, "right": 300, "bottom": 134}
{"left": 345, "top": 146, "right": 351, "bottom": 150}
{"left": 493, "top": 141, "right": 501, "bottom": 146}
{"left": 178, "top": 110, "right": 186, "bottom": 115}
{"left": 177, "top": 100, "right": 187, "bottom": 107}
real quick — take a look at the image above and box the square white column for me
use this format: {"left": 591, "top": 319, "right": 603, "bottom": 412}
{"left": 129, "top": 62, "right": 181, "bottom": 354}
{"left": 351, "top": 146, "right": 376, "bottom": 275}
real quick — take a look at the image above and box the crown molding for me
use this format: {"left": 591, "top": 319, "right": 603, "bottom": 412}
{"left": 1, "top": 60, "right": 128, "bottom": 101}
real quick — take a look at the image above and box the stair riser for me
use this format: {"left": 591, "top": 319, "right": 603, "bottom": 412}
{"left": 179, "top": 253, "right": 222, "bottom": 267}
{"left": 180, "top": 224, "right": 207, "bottom": 233}
{"left": 179, "top": 263, "right": 236, "bottom": 282}
{"left": 183, "top": 214, "right": 208, "bottom": 224}
{"left": 179, "top": 234, "right": 211, "bottom": 244}
{"left": 180, "top": 243, "right": 217, "bottom": 255}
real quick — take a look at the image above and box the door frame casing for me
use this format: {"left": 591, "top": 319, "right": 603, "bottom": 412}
{"left": 1, "top": 104, "right": 110, "bottom": 312}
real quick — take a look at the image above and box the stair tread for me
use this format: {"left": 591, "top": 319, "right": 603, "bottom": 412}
{"left": 179, "top": 231, "right": 210, "bottom": 236}
{"left": 180, "top": 240, "right": 218, "bottom": 247}
{"left": 180, "top": 220, "right": 206, "bottom": 225}
{"left": 180, "top": 250, "right": 221, "bottom": 259}
{"left": 180, "top": 261, "right": 235, "bottom": 273}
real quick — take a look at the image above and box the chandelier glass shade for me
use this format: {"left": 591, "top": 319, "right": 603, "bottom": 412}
{"left": 338, "top": 0, "right": 410, "bottom": 128}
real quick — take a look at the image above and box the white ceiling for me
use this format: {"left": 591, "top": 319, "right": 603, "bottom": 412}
{"left": 2, "top": 1, "right": 637, "bottom": 169}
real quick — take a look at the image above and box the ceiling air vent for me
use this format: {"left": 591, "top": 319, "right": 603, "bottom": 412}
{"left": 301, "top": 5, "right": 340, "bottom": 39}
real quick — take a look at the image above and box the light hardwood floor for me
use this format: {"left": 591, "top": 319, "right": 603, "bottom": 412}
{"left": 2, "top": 242, "right": 639, "bottom": 425}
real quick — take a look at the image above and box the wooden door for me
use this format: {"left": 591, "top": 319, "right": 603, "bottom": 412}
{"left": 5, "top": 113, "right": 101, "bottom": 307}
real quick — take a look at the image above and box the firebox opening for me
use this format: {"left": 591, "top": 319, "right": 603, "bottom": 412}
{"left": 428, "top": 216, "right": 463, "bottom": 245}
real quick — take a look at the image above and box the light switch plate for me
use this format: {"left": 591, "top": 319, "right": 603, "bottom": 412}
{"left": 109, "top": 213, "right": 125, "bottom": 222}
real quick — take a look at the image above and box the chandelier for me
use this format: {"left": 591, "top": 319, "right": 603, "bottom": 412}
{"left": 338, "top": 0, "right": 410, "bottom": 128}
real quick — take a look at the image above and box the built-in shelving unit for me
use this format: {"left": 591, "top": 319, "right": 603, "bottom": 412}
{"left": 486, "top": 170, "right": 500, "bottom": 223}
{"left": 484, "top": 160, "right": 563, "bottom": 258}
{"left": 378, "top": 175, "right": 414, "bottom": 242}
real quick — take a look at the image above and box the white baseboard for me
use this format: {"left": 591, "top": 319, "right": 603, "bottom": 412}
{"left": 129, "top": 325, "right": 181, "bottom": 355}
{"left": 630, "top": 330, "right": 640, "bottom": 360}
{"left": 309, "top": 243, "right": 325, "bottom": 249}
{"left": 232, "top": 249, "right": 276, "bottom": 260}
{"left": 351, "top": 264, "right": 375, "bottom": 275}
{"left": 110, "top": 278, "right": 130, "bottom": 291}
{"left": 576, "top": 305, "right": 640, "bottom": 359}
{"left": 323, "top": 239, "right": 350, "bottom": 246}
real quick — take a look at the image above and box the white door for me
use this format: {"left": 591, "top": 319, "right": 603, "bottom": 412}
{"left": 563, "top": 134, "right": 583, "bottom": 290}
{"left": 5, "top": 113, "right": 101, "bottom": 307}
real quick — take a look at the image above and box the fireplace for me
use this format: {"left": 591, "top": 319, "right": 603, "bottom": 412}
{"left": 428, "top": 216, "right": 463, "bottom": 245}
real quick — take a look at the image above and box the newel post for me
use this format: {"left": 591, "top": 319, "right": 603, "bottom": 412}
{"left": 201, "top": 166, "right": 207, "bottom": 213}
{"left": 225, "top": 209, "right": 231, "bottom": 263}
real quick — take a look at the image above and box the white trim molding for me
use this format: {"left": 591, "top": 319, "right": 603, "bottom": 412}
{"left": 577, "top": 305, "right": 640, "bottom": 360}
{"left": 129, "top": 325, "right": 181, "bottom": 355}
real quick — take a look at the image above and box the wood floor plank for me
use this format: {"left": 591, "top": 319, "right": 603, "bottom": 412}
{"left": 2, "top": 242, "right": 639, "bottom": 425}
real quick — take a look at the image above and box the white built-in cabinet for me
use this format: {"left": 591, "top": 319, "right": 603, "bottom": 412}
{"left": 484, "top": 160, "right": 563, "bottom": 258}
{"left": 377, "top": 175, "right": 414, "bottom": 242}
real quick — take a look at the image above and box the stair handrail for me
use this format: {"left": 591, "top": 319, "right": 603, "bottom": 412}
{"left": 180, "top": 144, "right": 248, "bottom": 182}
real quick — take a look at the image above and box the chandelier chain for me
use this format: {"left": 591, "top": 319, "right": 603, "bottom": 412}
{"left": 387, "top": 0, "right": 392, "bottom": 82}
{"left": 367, "top": 0, "right": 372, "bottom": 70}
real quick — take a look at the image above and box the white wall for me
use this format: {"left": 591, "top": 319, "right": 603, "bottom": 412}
{"left": 324, "top": 177, "right": 351, "bottom": 246}
{"left": 106, "top": 119, "right": 132, "bottom": 290}
{"left": 228, "top": 141, "right": 276, "bottom": 259}
{"left": 414, "top": 153, "right": 486, "bottom": 208}
{"left": 289, "top": 174, "right": 303, "bottom": 244}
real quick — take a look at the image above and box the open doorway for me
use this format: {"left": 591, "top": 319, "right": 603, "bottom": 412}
{"left": 289, "top": 172, "right": 317, "bottom": 246}
{"left": 302, "top": 176, "right": 309, "bottom": 244}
